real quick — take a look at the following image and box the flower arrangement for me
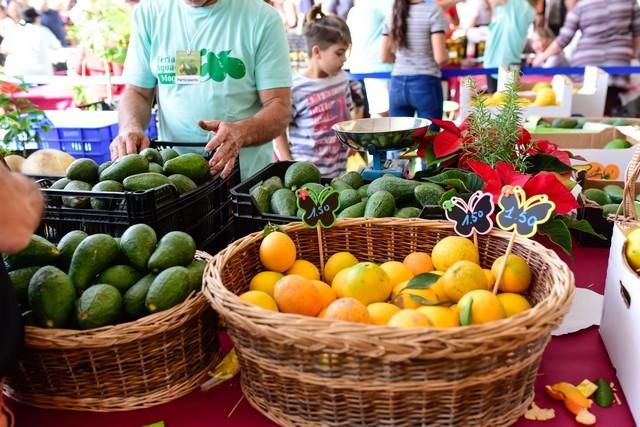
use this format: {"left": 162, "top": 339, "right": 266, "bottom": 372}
{"left": 417, "top": 73, "right": 603, "bottom": 254}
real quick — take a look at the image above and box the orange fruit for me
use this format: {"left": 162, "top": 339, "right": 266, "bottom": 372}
{"left": 393, "top": 287, "right": 439, "bottom": 309}
{"left": 430, "top": 279, "right": 449, "bottom": 303}
{"left": 491, "top": 255, "right": 532, "bottom": 293}
{"left": 321, "top": 297, "right": 370, "bottom": 323}
{"left": 387, "top": 309, "right": 432, "bottom": 327}
{"left": 442, "top": 260, "right": 488, "bottom": 302}
{"left": 311, "top": 280, "right": 337, "bottom": 309}
{"left": 259, "top": 231, "right": 296, "bottom": 272}
{"left": 403, "top": 252, "right": 434, "bottom": 275}
{"left": 273, "top": 274, "right": 323, "bottom": 316}
{"left": 331, "top": 267, "right": 351, "bottom": 297}
{"left": 323, "top": 252, "right": 358, "bottom": 283}
{"left": 249, "top": 271, "right": 284, "bottom": 297}
{"left": 497, "top": 293, "right": 532, "bottom": 317}
{"left": 286, "top": 259, "right": 320, "bottom": 280}
{"left": 239, "top": 290, "right": 279, "bottom": 311}
{"left": 483, "top": 269, "right": 495, "bottom": 291}
{"left": 340, "top": 262, "right": 391, "bottom": 305}
{"left": 431, "top": 236, "right": 480, "bottom": 271}
{"left": 417, "top": 306, "right": 460, "bottom": 328}
{"left": 367, "top": 302, "right": 401, "bottom": 325}
{"left": 380, "top": 261, "right": 414, "bottom": 288}
{"left": 458, "top": 289, "right": 505, "bottom": 325}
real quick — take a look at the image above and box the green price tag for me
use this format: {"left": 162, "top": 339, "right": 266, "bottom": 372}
{"left": 296, "top": 187, "right": 340, "bottom": 229}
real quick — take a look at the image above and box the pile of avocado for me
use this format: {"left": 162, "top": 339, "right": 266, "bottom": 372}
{"left": 5, "top": 225, "right": 205, "bottom": 330}
{"left": 49, "top": 149, "right": 211, "bottom": 209}
{"left": 250, "top": 162, "right": 446, "bottom": 219}
{"left": 582, "top": 185, "right": 638, "bottom": 218}
{"left": 538, "top": 117, "right": 630, "bottom": 130}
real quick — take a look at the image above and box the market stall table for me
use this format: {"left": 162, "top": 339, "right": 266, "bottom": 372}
{"left": 14, "top": 85, "right": 75, "bottom": 111}
{"left": 6, "top": 245, "right": 633, "bottom": 426}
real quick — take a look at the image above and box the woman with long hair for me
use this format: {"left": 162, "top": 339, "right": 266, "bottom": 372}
{"left": 381, "top": 0, "right": 449, "bottom": 123}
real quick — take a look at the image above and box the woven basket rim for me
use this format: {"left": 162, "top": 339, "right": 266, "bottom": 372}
{"left": 24, "top": 250, "right": 212, "bottom": 349}
{"left": 203, "top": 219, "right": 575, "bottom": 349}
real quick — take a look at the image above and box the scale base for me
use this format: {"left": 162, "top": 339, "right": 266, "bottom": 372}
{"left": 361, "top": 159, "right": 408, "bottom": 181}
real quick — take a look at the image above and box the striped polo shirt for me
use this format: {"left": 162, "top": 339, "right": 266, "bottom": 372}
{"left": 288, "top": 71, "right": 352, "bottom": 178}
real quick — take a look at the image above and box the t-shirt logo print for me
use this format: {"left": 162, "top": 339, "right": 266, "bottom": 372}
{"left": 201, "top": 49, "right": 246, "bottom": 82}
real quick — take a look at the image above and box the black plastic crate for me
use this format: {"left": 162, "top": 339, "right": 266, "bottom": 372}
{"left": 231, "top": 161, "right": 445, "bottom": 239}
{"left": 575, "top": 204, "right": 613, "bottom": 247}
{"left": 37, "top": 143, "right": 239, "bottom": 249}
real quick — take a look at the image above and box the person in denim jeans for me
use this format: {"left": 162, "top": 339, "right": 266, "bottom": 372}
{"left": 381, "top": 0, "right": 448, "bottom": 124}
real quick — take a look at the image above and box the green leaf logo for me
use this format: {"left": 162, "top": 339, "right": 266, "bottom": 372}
{"left": 202, "top": 50, "right": 246, "bottom": 82}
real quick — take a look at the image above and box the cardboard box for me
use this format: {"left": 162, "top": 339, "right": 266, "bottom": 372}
{"left": 572, "top": 66, "right": 609, "bottom": 117}
{"left": 600, "top": 222, "right": 640, "bottom": 424}
{"left": 532, "top": 128, "right": 640, "bottom": 180}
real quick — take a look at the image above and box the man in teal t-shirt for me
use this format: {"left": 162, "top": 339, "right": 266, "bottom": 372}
{"left": 111, "top": 0, "right": 293, "bottom": 180}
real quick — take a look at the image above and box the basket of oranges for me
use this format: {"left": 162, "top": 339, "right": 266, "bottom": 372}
{"left": 203, "top": 218, "right": 574, "bottom": 426}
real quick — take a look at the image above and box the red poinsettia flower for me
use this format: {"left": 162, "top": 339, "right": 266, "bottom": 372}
{"left": 467, "top": 160, "right": 579, "bottom": 214}
{"left": 431, "top": 118, "right": 467, "bottom": 158}
{"left": 534, "top": 139, "right": 571, "bottom": 166}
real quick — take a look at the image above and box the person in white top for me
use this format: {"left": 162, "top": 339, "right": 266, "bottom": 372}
{"left": 0, "top": 7, "right": 61, "bottom": 76}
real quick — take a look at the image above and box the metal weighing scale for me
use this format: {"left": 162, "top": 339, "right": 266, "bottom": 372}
{"left": 332, "top": 117, "right": 432, "bottom": 181}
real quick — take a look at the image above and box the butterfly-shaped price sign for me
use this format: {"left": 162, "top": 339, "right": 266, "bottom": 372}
{"left": 296, "top": 187, "right": 340, "bottom": 229}
{"left": 496, "top": 185, "right": 555, "bottom": 238}
{"left": 442, "top": 191, "right": 494, "bottom": 238}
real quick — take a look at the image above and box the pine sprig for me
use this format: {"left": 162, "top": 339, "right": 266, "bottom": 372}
{"left": 463, "top": 71, "right": 533, "bottom": 172}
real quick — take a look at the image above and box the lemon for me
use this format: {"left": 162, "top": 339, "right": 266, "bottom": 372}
{"left": 259, "top": 231, "right": 296, "bottom": 272}
{"left": 331, "top": 267, "right": 351, "bottom": 297}
{"left": 625, "top": 227, "right": 640, "bottom": 270}
{"left": 483, "top": 268, "right": 495, "bottom": 291}
{"left": 387, "top": 309, "right": 432, "bottom": 327}
{"left": 239, "top": 290, "right": 279, "bottom": 312}
{"left": 323, "top": 252, "right": 359, "bottom": 283}
{"left": 458, "top": 290, "right": 505, "bottom": 325}
{"left": 431, "top": 236, "right": 479, "bottom": 272}
{"left": 249, "top": 271, "right": 284, "bottom": 297}
{"left": 367, "top": 302, "right": 401, "bottom": 325}
{"left": 497, "top": 293, "right": 532, "bottom": 317}
{"left": 417, "top": 306, "right": 460, "bottom": 328}
{"left": 442, "top": 260, "right": 488, "bottom": 302}
{"left": 533, "top": 87, "right": 556, "bottom": 106}
{"left": 380, "top": 261, "right": 414, "bottom": 288}
{"left": 340, "top": 262, "right": 391, "bottom": 305}
{"left": 286, "top": 259, "right": 320, "bottom": 281}
{"left": 311, "top": 280, "right": 337, "bottom": 310}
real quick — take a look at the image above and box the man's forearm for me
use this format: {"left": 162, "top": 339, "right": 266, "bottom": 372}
{"left": 235, "top": 95, "right": 291, "bottom": 147}
{"left": 118, "top": 85, "right": 154, "bottom": 133}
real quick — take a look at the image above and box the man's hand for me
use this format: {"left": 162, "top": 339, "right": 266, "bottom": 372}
{"left": 109, "top": 130, "right": 150, "bottom": 160}
{"left": 0, "top": 166, "right": 44, "bottom": 253}
{"left": 531, "top": 54, "right": 545, "bottom": 67}
{"left": 200, "top": 120, "right": 243, "bottom": 178}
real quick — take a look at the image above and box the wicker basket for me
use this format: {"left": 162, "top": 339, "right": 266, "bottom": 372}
{"left": 204, "top": 219, "right": 574, "bottom": 427}
{"left": 3, "top": 251, "right": 220, "bottom": 412}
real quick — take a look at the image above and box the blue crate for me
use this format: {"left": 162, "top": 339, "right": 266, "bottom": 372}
{"left": 35, "top": 114, "right": 158, "bottom": 163}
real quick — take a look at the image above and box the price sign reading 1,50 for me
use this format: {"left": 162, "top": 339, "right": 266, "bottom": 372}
{"left": 461, "top": 210, "right": 485, "bottom": 227}
{"left": 308, "top": 204, "right": 331, "bottom": 219}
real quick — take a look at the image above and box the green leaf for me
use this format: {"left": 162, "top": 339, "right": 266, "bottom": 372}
{"left": 405, "top": 273, "right": 440, "bottom": 290}
{"left": 438, "top": 189, "right": 458, "bottom": 206}
{"left": 263, "top": 223, "right": 285, "bottom": 237}
{"left": 408, "top": 294, "right": 441, "bottom": 306}
{"left": 460, "top": 297, "right": 473, "bottom": 326}
{"left": 464, "top": 173, "right": 485, "bottom": 193}
{"left": 564, "top": 218, "right": 607, "bottom": 240}
{"left": 537, "top": 217, "right": 572, "bottom": 256}
{"left": 427, "top": 170, "right": 470, "bottom": 191}
{"left": 526, "top": 154, "right": 575, "bottom": 174}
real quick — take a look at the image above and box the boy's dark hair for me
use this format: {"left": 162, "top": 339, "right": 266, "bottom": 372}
{"left": 303, "top": 4, "right": 351, "bottom": 55}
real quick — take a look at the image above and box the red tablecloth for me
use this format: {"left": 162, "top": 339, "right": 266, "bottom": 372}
{"left": 7, "top": 245, "right": 634, "bottom": 427}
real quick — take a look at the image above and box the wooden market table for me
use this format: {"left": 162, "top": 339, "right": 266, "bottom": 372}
{"left": 7, "top": 245, "right": 634, "bottom": 427}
